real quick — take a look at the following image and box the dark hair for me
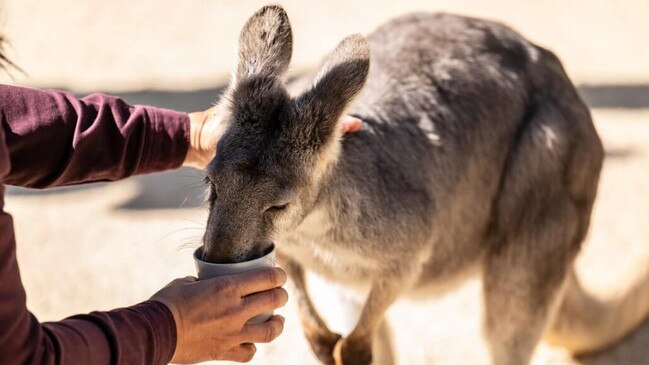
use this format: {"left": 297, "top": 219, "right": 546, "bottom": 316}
{"left": 0, "top": 34, "right": 19, "bottom": 73}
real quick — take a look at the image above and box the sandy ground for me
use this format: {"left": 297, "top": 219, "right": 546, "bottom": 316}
{"left": 2, "top": 1, "right": 649, "bottom": 364}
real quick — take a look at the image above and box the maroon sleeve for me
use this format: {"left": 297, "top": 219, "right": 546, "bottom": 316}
{"left": 0, "top": 147, "right": 177, "bottom": 365}
{"left": 0, "top": 85, "right": 181, "bottom": 364}
{"left": 40, "top": 301, "right": 176, "bottom": 365}
{"left": 0, "top": 84, "right": 190, "bottom": 188}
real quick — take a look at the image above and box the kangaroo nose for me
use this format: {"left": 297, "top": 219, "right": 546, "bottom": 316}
{"left": 202, "top": 233, "right": 239, "bottom": 263}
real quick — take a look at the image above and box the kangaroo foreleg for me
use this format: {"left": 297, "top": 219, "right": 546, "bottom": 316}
{"left": 279, "top": 253, "right": 342, "bottom": 365}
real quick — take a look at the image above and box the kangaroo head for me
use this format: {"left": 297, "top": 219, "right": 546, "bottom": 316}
{"left": 201, "top": 5, "right": 369, "bottom": 263}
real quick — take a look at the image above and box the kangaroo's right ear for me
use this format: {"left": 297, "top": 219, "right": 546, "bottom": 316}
{"left": 234, "top": 5, "right": 292, "bottom": 82}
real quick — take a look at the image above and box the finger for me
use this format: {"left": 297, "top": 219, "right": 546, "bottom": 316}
{"left": 242, "top": 315, "right": 285, "bottom": 343}
{"left": 241, "top": 287, "right": 288, "bottom": 318}
{"left": 230, "top": 267, "right": 287, "bottom": 296}
{"left": 340, "top": 115, "right": 362, "bottom": 133}
{"left": 224, "top": 343, "right": 257, "bottom": 363}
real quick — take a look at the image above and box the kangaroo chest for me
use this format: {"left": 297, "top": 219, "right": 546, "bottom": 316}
{"left": 278, "top": 208, "right": 380, "bottom": 283}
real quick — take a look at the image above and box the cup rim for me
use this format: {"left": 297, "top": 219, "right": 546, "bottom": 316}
{"left": 193, "top": 244, "right": 276, "bottom": 267}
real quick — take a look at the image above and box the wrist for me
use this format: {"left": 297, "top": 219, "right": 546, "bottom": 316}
{"left": 183, "top": 106, "right": 229, "bottom": 170}
{"left": 183, "top": 111, "right": 208, "bottom": 169}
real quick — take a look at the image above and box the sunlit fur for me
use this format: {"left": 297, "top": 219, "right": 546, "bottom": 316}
{"left": 199, "top": 6, "right": 647, "bottom": 365}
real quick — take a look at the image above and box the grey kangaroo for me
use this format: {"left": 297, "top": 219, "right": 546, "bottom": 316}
{"left": 200, "top": 5, "right": 649, "bottom": 365}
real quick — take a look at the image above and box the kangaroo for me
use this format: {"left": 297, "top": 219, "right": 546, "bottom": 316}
{"left": 200, "top": 5, "right": 648, "bottom": 365}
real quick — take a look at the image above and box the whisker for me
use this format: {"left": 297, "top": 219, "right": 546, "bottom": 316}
{"left": 177, "top": 218, "right": 206, "bottom": 228}
{"left": 176, "top": 238, "right": 203, "bottom": 252}
{"left": 151, "top": 227, "right": 204, "bottom": 246}
{"left": 178, "top": 181, "right": 208, "bottom": 191}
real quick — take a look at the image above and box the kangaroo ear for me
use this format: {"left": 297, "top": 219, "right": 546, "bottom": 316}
{"left": 235, "top": 5, "right": 292, "bottom": 81}
{"left": 296, "top": 34, "right": 370, "bottom": 144}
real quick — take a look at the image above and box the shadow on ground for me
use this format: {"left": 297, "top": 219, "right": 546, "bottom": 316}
{"left": 577, "top": 319, "right": 649, "bottom": 365}
{"left": 578, "top": 84, "right": 649, "bottom": 109}
{"left": 6, "top": 83, "right": 647, "bottom": 210}
{"left": 115, "top": 87, "right": 225, "bottom": 112}
{"left": 116, "top": 167, "right": 207, "bottom": 210}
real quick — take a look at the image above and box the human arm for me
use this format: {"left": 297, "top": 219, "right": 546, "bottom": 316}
{"left": 0, "top": 84, "right": 189, "bottom": 188}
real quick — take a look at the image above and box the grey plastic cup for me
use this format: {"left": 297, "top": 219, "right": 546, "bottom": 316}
{"left": 193, "top": 245, "right": 277, "bottom": 324}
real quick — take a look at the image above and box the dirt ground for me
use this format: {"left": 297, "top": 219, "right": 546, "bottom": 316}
{"left": 2, "top": 1, "right": 649, "bottom": 364}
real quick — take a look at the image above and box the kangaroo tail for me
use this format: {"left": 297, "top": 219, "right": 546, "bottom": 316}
{"left": 546, "top": 266, "right": 649, "bottom": 354}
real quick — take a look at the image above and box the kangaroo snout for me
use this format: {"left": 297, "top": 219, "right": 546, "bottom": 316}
{"left": 202, "top": 225, "right": 272, "bottom": 263}
{"left": 202, "top": 204, "right": 273, "bottom": 263}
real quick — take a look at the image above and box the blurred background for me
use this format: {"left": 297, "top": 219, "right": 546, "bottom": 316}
{"left": 2, "top": 1, "right": 648, "bottom": 364}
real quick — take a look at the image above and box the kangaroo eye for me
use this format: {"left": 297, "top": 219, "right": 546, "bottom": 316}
{"left": 207, "top": 185, "right": 218, "bottom": 209}
{"left": 266, "top": 204, "right": 288, "bottom": 213}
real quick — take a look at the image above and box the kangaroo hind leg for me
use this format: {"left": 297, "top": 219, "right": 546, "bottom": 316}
{"left": 483, "top": 98, "right": 594, "bottom": 364}
{"left": 483, "top": 194, "right": 578, "bottom": 365}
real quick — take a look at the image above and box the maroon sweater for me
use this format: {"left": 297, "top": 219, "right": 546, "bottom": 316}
{"left": 0, "top": 84, "right": 190, "bottom": 364}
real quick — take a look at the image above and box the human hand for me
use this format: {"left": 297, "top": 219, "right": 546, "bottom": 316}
{"left": 183, "top": 107, "right": 363, "bottom": 169}
{"left": 151, "top": 268, "right": 288, "bottom": 363}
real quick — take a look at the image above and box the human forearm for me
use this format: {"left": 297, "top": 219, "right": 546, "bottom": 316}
{"left": 0, "top": 84, "right": 189, "bottom": 188}
{"left": 39, "top": 301, "right": 176, "bottom": 365}
{"left": 183, "top": 109, "right": 220, "bottom": 169}
{"left": 0, "top": 179, "right": 176, "bottom": 364}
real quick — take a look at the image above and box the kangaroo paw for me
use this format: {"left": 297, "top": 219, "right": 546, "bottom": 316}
{"left": 304, "top": 325, "right": 342, "bottom": 365}
{"left": 333, "top": 337, "right": 373, "bottom": 365}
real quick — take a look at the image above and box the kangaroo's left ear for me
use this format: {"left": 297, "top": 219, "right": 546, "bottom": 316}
{"left": 234, "top": 5, "right": 292, "bottom": 82}
{"left": 296, "top": 34, "right": 370, "bottom": 145}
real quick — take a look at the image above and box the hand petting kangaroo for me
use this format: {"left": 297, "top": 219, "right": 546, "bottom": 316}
{"left": 199, "top": 5, "right": 649, "bottom": 365}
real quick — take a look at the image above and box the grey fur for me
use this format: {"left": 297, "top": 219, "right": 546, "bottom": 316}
{"left": 236, "top": 5, "right": 292, "bottom": 80}
{"left": 201, "top": 7, "right": 623, "bottom": 365}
